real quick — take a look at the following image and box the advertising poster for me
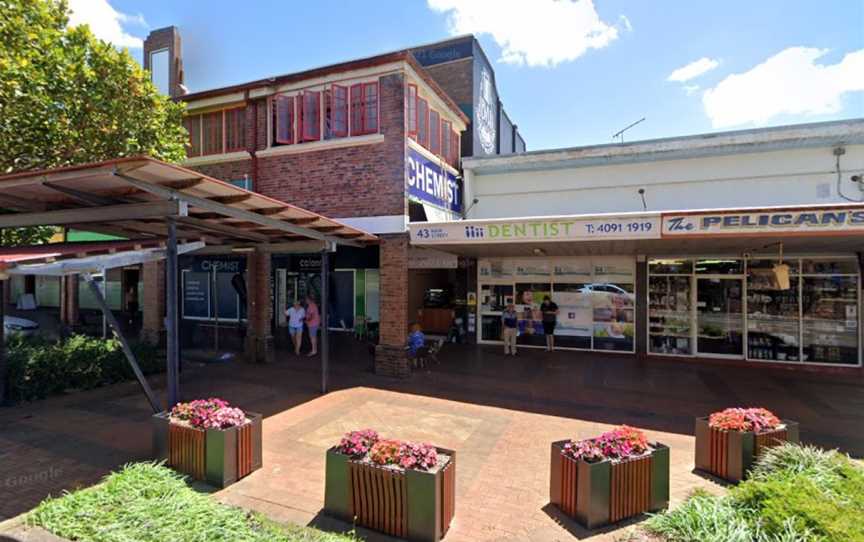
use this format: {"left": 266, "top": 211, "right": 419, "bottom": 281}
{"left": 479, "top": 259, "right": 514, "bottom": 279}
{"left": 553, "top": 259, "right": 592, "bottom": 280}
{"left": 516, "top": 283, "right": 549, "bottom": 336}
{"left": 551, "top": 289, "right": 592, "bottom": 337}
{"left": 182, "top": 271, "right": 210, "bottom": 319}
{"left": 513, "top": 260, "right": 551, "bottom": 280}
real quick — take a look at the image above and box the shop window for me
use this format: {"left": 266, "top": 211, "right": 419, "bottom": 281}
{"left": 801, "top": 267, "right": 858, "bottom": 365}
{"left": 202, "top": 111, "right": 223, "bottom": 155}
{"left": 695, "top": 259, "right": 743, "bottom": 274}
{"left": 350, "top": 82, "right": 378, "bottom": 136}
{"left": 441, "top": 120, "right": 452, "bottom": 161}
{"left": 406, "top": 83, "right": 418, "bottom": 138}
{"left": 429, "top": 110, "right": 440, "bottom": 155}
{"left": 298, "top": 90, "right": 321, "bottom": 142}
{"left": 551, "top": 283, "right": 592, "bottom": 349}
{"left": 273, "top": 95, "right": 295, "bottom": 144}
{"left": 649, "top": 275, "right": 692, "bottom": 355}
{"left": 649, "top": 259, "right": 692, "bottom": 275}
{"left": 224, "top": 107, "right": 246, "bottom": 152}
{"left": 325, "top": 85, "right": 348, "bottom": 139}
{"left": 417, "top": 98, "right": 429, "bottom": 148}
{"left": 747, "top": 261, "right": 799, "bottom": 362}
{"left": 183, "top": 115, "right": 201, "bottom": 157}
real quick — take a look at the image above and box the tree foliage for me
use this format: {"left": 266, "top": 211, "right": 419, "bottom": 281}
{"left": 0, "top": 0, "right": 188, "bottom": 245}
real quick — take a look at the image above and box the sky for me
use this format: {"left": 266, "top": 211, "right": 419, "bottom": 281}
{"left": 70, "top": 0, "right": 864, "bottom": 150}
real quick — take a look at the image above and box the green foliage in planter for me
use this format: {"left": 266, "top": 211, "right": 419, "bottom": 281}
{"left": 644, "top": 443, "right": 864, "bottom": 542}
{"left": 6, "top": 334, "right": 161, "bottom": 401}
{"left": 29, "top": 462, "right": 356, "bottom": 542}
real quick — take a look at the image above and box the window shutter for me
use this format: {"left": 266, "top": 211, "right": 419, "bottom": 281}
{"left": 183, "top": 115, "right": 201, "bottom": 157}
{"left": 406, "top": 84, "right": 418, "bottom": 138}
{"left": 225, "top": 107, "right": 246, "bottom": 152}
{"left": 363, "top": 82, "right": 378, "bottom": 134}
{"left": 301, "top": 90, "right": 321, "bottom": 142}
{"left": 441, "top": 120, "right": 452, "bottom": 164}
{"left": 429, "top": 110, "right": 440, "bottom": 155}
{"left": 332, "top": 85, "right": 348, "bottom": 137}
{"left": 203, "top": 111, "right": 223, "bottom": 155}
{"left": 417, "top": 98, "right": 428, "bottom": 148}
{"left": 350, "top": 84, "right": 363, "bottom": 136}
{"left": 450, "top": 129, "right": 459, "bottom": 167}
{"left": 274, "top": 95, "right": 294, "bottom": 144}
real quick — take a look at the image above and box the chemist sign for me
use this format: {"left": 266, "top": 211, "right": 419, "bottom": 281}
{"left": 406, "top": 146, "right": 462, "bottom": 213}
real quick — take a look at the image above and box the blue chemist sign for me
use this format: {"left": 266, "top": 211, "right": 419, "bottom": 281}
{"left": 406, "top": 146, "right": 462, "bottom": 213}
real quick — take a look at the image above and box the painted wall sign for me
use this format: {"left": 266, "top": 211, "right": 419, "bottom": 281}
{"left": 406, "top": 146, "right": 462, "bottom": 213}
{"left": 410, "top": 215, "right": 660, "bottom": 244}
{"left": 190, "top": 256, "right": 246, "bottom": 273}
{"left": 476, "top": 68, "right": 497, "bottom": 155}
{"left": 663, "top": 208, "right": 864, "bottom": 236}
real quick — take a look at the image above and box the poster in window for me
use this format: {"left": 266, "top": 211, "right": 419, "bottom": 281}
{"left": 553, "top": 259, "right": 592, "bottom": 280}
{"left": 551, "top": 287, "right": 592, "bottom": 337}
{"left": 513, "top": 260, "right": 551, "bottom": 280}
{"left": 479, "top": 259, "right": 513, "bottom": 279}
{"left": 183, "top": 272, "right": 211, "bottom": 319}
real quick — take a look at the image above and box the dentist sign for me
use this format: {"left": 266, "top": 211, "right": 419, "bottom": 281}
{"left": 406, "top": 146, "right": 462, "bottom": 213}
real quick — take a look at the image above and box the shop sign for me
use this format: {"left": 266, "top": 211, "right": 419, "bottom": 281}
{"left": 182, "top": 271, "right": 210, "bottom": 319}
{"left": 406, "top": 146, "right": 462, "bottom": 213}
{"left": 408, "top": 247, "right": 458, "bottom": 269}
{"left": 290, "top": 254, "right": 322, "bottom": 272}
{"left": 476, "top": 68, "right": 497, "bottom": 155}
{"left": 410, "top": 215, "right": 660, "bottom": 244}
{"left": 190, "top": 256, "right": 246, "bottom": 273}
{"left": 663, "top": 208, "right": 864, "bottom": 237}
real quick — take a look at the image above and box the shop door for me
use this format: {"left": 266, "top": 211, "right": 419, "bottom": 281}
{"left": 275, "top": 270, "right": 299, "bottom": 328}
{"left": 329, "top": 270, "right": 355, "bottom": 330}
{"left": 696, "top": 277, "right": 744, "bottom": 357}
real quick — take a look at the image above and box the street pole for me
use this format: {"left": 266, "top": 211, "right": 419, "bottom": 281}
{"left": 166, "top": 219, "right": 179, "bottom": 408}
{"left": 320, "top": 246, "right": 329, "bottom": 394}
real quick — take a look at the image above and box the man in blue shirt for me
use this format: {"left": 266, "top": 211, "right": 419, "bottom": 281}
{"left": 501, "top": 303, "right": 519, "bottom": 355}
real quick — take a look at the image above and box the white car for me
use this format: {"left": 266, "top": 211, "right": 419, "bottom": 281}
{"left": 4, "top": 315, "right": 40, "bottom": 339}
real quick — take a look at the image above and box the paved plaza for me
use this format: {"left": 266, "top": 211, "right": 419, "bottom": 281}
{"left": 1, "top": 338, "right": 862, "bottom": 541}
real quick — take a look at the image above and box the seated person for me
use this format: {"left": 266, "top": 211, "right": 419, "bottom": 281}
{"left": 406, "top": 322, "right": 426, "bottom": 363}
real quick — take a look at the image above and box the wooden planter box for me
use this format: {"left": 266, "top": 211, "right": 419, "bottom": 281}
{"left": 324, "top": 447, "right": 456, "bottom": 542}
{"left": 549, "top": 440, "right": 669, "bottom": 529}
{"left": 152, "top": 411, "right": 263, "bottom": 488}
{"left": 694, "top": 417, "right": 799, "bottom": 483}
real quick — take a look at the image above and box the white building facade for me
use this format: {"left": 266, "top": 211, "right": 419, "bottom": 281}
{"left": 410, "top": 119, "right": 864, "bottom": 371}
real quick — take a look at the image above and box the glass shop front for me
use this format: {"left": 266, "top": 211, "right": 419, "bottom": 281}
{"left": 648, "top": 256, "right": 860, "bottom": 366}
{"left": 475, "top": 254, "right": 861, "bottom": 366}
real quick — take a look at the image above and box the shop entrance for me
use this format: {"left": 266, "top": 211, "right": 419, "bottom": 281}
{"left": 696, "top": 277, "right": 744, "bottom": 357}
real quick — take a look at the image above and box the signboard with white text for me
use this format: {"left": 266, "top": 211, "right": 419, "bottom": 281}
{"left": 406, "top": 146, "right": 462, "bottom": 213}
{"left": 410, "top": 215, "right": 660, "bottom": 244}
{"left": 663, "top": 208, "right": 864, "bottom": 237}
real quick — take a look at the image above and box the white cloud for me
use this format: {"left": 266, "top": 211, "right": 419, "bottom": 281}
{"left": 703, "top": 47, "right": 864, "bottom": 128}
{"left": 427, "top": 0, "right": 624, "bottom": 67}
{"left": 67, "top": 0, "right": 146, "bottom": 48}
{"left": 667, "top": 57, "right": 720, "bottom": 83}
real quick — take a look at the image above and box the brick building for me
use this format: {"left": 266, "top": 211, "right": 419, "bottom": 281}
{"left": 139, "top": 27, "right": 480, "bottom": 372}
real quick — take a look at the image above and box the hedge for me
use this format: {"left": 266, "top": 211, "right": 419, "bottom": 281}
{"left": 5, "top": 334, "right": 162, "bottom": 402}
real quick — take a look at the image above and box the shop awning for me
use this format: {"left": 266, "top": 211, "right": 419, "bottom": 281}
{"left": 0, "top": 156, "right": 377, "bottom": 247}
{"left": 409, "top": 203, "right": 864, "bottom": 257}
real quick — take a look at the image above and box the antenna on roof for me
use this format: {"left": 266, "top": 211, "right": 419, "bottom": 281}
{"left": 612, "top": 117, "right": 646, "bottom": 144}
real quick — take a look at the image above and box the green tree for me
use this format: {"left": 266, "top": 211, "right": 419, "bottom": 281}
{"left": 0, "top": 0, "right": 188, "bottom": 245}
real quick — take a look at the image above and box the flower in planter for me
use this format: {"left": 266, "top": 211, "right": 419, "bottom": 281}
{"left": 563, "top": 425, "right": 651, "bottom": 463}
{"left": 336, "top": 429, "right": 380, "bottom": 457}
{"left": 398, "top": 441, "right": 438, "bottom": 471}
{"left": 708, "top": 407, "right": 781, "bottom": 433}
{"left": 370, "top": 439, "right": 403, "bottom": 466}
{"left": 169, "top": 398, "right": 248, "bottom": 430}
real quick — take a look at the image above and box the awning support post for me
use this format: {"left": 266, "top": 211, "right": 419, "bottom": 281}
{"left": 166, "top": 219, "right": 180, "bottom": 409}
{"left": 320, "top": 245, "right": 330, "bottom": 394}
{"left": 83, "top": 273, "right": 160, "bottom": 413}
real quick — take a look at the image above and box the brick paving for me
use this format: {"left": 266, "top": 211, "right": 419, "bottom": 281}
{"left": 1, "top": 338, "right": 862, "bottom": 541}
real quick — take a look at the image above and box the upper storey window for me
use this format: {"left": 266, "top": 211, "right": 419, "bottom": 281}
{"left": 184, "top": 107, "right": 246, "bottom": 157}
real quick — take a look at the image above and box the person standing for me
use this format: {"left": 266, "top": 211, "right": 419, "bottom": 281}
{"left": 305, "top": 295, "right": 321, "bottom": 357}
{"left": 285, "top": 300, "right": 306, "bottom": 355}
{"left": 540, "top": 295, "right": 559, "bottom": 352}
{"left": 501, "top": 303, "right": 519, "bottom": 355}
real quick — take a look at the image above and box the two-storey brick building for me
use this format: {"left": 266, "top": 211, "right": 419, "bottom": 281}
{"left": 142, "top": 27, "right": 471, "bottom": 371}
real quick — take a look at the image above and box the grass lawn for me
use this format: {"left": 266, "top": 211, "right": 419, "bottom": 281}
{"left": 641, "top": 443, "right": 864, "bottom": 542}
{"left": 28, "top": 462, "right": 355, "bottom": 542}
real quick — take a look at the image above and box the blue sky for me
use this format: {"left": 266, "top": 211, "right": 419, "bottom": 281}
{"left": 74, "top": 0, "right": 863, "bottom": 150}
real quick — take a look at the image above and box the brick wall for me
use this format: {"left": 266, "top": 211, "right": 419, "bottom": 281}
{"left": 375, "top": 233, "right": 411, "bottom": 377}
{"left": 186, "top": 73, "right": 407, "bottom": 219}
{"left": 245, "top": 251, "right": 274, "bottom": 363}
{"left": 423, "top": 58, "right": 473, "bottom": 108}
{"left": 141, "top": 260, "right": 166, "bottom": 345}
{"left": 143, "top": 27, "right": 183, "bottom": 98}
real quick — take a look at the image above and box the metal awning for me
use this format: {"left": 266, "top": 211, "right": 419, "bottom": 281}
{"left": 0, "top": 156, "right": 377, "bottom": 247}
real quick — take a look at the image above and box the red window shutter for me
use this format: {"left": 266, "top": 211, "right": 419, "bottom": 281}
{"left": 203, "top": 111, "right": 223, "bottom": 155}
{"left": 350, "top": 84, "right": 363, "bottom": 136}
{"left": 300, "top": 90, "right": 320, "bottom": 142}
{"left": 274, "top": 95, "right": 294, "bottom": 144}
{"left": 441, "top": 120, "right": 452, "bottom": 163}
{"left": 225, "top": 107, "right": 246, "bottom": 152}
{"left": 183, "top": 115, "right": 201, "bottom": 157}
{"left": 417, "top": 98, "right": 428, "bottom": 148}
{"left": 406, "top": 84, "right": 418, "bottom": 138}
{"left": 450, "top": 129, "right": 459, "bottom": 167}
{"left": 429, "top": 110, "right": 440, "bottom": 155}
{"left": 363, "top": 82, "right": 378, "bottom": 134}
{"left": 332, "top": 84, "right": 348, "bottom": 137}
